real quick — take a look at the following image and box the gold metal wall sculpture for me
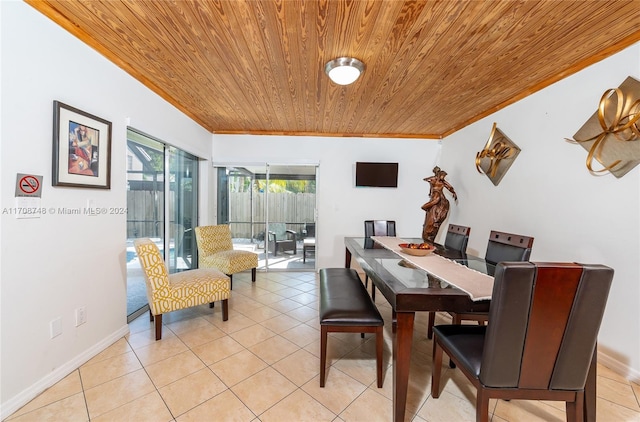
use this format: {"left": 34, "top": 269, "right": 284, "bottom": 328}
{"left": 567, "top": 76, "right": 640, "bottom": 178}
{"left": 475, "top": 123, "right": 521, "bottom": 186}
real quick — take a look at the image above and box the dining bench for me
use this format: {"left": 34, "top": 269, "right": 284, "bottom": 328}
{"left": 319, "top": 268, "right": 384, "bottom": 388}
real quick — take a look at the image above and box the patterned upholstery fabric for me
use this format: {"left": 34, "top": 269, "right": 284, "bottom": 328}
{"left": 195, "top": 225, "right": 258, "bottom": 275}
{"left": 134, "top": 238, "right": 230, "bottom": 316}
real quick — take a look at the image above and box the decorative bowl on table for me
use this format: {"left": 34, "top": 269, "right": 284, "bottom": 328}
{"left": 398, "top": 243, "right": 435, "bottom": 256}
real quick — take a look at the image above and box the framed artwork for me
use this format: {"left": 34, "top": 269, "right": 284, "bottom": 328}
{"left": 52, "top": 101, "right": 112, "bottom": 188}
{"left": 475, "top": 122, "right": 521, "bottom": 186}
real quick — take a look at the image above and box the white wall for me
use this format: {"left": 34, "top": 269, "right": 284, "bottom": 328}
{"left": 211, "top": 135, "right": 442, "bottom": 268}
{"left": 0, "top": 2, "right": 213, "bottom": 416}
{"left": 439, "top": 44, "right": 640, "bottom": 380}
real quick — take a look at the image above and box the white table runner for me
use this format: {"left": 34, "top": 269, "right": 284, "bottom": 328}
{"left": 371, "top": 236, "right": 494, "bottom": 301}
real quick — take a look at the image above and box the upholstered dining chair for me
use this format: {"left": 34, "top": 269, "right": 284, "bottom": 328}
{"left": 427, "top": 224, "right": 471, "bottom": 339}
{"left": 363, "top": 220, "right": 396, "bottom": 299}
{"left": 134, "top": 238, "right": 231, "bottom": 340}
{"left": 427, "top": 229, "right": 534, "bottom": 339}
{"left": 431, "top": 261, "right": 614, "bottom": 422}
{"left": 444, "top": 223, "right": 471, "bottom": 253}
{"left": 194, "top": 224, "right": 258, "bottom": 289}
{"left": 364, "top": 220, "right": 396, "bottom": 238}
{"left": 484, "top": 230, "right": 534, "bottom": 267}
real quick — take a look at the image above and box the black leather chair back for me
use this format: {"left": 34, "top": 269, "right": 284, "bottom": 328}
{"left": 444, "top": 224, "right": 470, "bottom": 252}
{"left": 484, "top": 230, "right": 534, "bottom": 265}
{"left": 364, "top": 220, "right": 396, "bottom": 237}
{"left": 480, "top": 262, "right": 614, "bottom": 390}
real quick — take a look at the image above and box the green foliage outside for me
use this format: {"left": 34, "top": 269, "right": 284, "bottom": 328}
{"left": 232, "top": 176, "right": 315, "bottom": 194}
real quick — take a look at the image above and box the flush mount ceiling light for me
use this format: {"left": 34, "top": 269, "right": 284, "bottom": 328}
{"left": 324, "top": 57, "right": 365, "bottom": 85}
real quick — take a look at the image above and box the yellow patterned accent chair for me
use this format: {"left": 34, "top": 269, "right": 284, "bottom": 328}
{"left": 194, "top": 225, "right": 258, "bottom": 289}
{"left": 134, "top": 238, "right": 231, "bottom": 340}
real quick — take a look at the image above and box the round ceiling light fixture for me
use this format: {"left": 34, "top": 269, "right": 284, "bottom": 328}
{"left": 324, "top": 57, "right": 365, "bottom": 85}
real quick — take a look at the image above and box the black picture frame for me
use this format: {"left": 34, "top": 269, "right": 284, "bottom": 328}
{"left": 52, "top": 101, "right": 112, "bottom": 189}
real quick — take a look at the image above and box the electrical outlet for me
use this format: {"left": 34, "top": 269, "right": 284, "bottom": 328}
{"left": 50, "top": 317, "right": 62, "bottom": 338}
{"left": 75, "top": 307, "right": 87, "bottom": 327}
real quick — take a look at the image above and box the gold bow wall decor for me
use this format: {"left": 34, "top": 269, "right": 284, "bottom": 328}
{"left": 475, "top": 122, "right": 521, "bottom": 186}
{"left": 567, "top": 76, "right": 640, "bottom": 178}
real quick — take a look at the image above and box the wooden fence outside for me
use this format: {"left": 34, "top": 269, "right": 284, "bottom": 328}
{"left": 127, "top": 190, "right": 166, "bottom": 238}
{"left": 228, "top": 192, "right": 316, "bottom": 240}
{"left": 126, "top": 190, "right": 315, "bottom": 240}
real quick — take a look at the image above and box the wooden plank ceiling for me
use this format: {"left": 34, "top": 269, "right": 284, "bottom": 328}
{"left": 27, "top": 0, "right": 640, "bottom": 139}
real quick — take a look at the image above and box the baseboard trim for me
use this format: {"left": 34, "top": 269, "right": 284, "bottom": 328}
{"left": 598, "top": 348, "right": 640, "bottom": 384}
{"left": 1, "top": 324, "right": 130, "bottom": 420}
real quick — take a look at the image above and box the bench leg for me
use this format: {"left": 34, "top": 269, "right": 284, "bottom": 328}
{"left": 320, "top": 325, "right": 328, "bottom": 387}
{"left": 322, "top": 325, "right": 383, "bottom": 388}
{"left": 251, "top": 267, "right": 256, "bottom": 282}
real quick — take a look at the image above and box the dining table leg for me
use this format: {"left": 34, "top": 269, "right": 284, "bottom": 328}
{"left": 345, "top": 247, "right": 352, "bottom": 268}
{"left": 393, "top": 311, "right": 415, "bottom": 422}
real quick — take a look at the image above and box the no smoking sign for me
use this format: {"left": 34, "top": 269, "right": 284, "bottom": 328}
{"left": 15, "top": 173, "right": 43, "bottom": 197}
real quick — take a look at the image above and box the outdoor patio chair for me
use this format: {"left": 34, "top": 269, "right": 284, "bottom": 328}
{"left": 303, "top": 223, "right": 316, "bottom": 263}
{"left": 303, "top": 223, "right": 315, "bottom": 238}
{"left": 268, "top": 222, "right": 297, "bottom": 256}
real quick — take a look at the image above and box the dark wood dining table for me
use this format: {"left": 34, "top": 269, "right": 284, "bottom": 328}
{"left": 344, "top": 237, "right": 597, "bottom": 422}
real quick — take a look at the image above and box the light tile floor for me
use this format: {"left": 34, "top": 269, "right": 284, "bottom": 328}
{"left": 6, "top": 271, "right": 640, "bottom": 421}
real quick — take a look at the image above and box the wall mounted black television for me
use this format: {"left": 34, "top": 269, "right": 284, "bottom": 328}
{"left": 355, "top": 162, "right": 398, "bottom": 188}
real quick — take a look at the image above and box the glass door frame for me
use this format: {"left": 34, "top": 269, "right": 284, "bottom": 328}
{"left": 214, "top": 162, "right": 318, "bottom": 271}
{"left": 126, "top": 128, "right": 200, "bottom": 322}
{"left": 167, "top": 146, "right": 199, "bottom": 273}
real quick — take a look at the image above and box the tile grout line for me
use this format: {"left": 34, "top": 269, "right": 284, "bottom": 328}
{"left": 76, "top": 369, "right": 91, "bottom": 422}
{"left": 125, "top": 332, "right": 178, "bottom": 421}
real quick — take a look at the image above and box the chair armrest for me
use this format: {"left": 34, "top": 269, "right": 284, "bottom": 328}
{"left": 268, "top": 231, "right": 276, "bottom": 241}
{"left": 286, "top": 230, "right": 296, "bottom": 240}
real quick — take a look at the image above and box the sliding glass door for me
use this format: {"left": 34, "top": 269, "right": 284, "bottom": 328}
{"left": 215, "top": 163, "right": 317, "bottom": 271}
{"left": 168, "top": 147, "right": 199, "bottom": 272}
{"left": 126, "top": 129, "right": 199, "bottom": 321}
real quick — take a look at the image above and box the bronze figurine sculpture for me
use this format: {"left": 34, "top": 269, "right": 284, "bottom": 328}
{"left": 422, "top": 166, "right": 457, "bottom": 243}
